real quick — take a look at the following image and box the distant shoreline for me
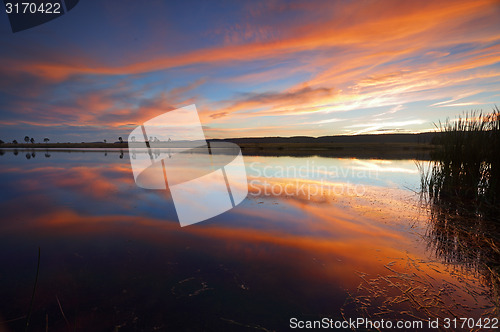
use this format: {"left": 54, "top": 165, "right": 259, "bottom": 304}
{"left": 0, "top": 142, "right": 129, "bottom": 149}
{"left": 0, "top": 132, "right": 439, "bottom": 149}
{"left": 0, "top": 133, "right": 439, "bottom": 159}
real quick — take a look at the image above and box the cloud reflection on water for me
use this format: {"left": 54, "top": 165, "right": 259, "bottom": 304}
{"left": 0, "top": 151, "right": 495, "bottom": 330}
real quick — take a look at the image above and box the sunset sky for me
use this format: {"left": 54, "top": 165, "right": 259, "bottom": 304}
{"left": 0, "top": 0, "right": 499, "bottom": 142}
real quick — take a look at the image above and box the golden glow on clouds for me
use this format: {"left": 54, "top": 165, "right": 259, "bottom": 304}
{"left": 0, "top": 0, "right": 499, "bottom": 138}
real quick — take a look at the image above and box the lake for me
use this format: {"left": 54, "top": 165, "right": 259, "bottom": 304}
{"left": 0, "top": 149, "right": 496, "bottom": 331}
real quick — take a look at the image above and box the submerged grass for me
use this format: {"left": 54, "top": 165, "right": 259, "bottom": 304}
{"left": 420, "top": 106, "right": 500, "bottom": 316}
{"left": 342, "top": 254, "right": 493, "bottom": 325}
{"left": 25, "top": 247, "right": 40, "bottom": 331}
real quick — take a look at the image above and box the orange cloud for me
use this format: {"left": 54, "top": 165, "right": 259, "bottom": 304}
{"left": 1, "top": 0, "right": 494, "bottom": 81}
{"left": 0, "top": 0, "right": 498, "bottom": 137}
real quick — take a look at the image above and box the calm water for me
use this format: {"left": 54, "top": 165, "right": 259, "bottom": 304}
{"left": 0, "top": 150, "right": 495, "bottom": 331}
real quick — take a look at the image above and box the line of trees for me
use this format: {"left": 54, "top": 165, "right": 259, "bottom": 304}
{"left": 0, "top": 136, "right": 149, "bottom": 145}
{"left": 0, "top": 137, "right": 50, "bottom": 145}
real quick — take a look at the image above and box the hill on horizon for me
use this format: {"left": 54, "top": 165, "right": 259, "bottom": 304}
{"left": 210, "top": 132, "right": 437, "bottom": 144}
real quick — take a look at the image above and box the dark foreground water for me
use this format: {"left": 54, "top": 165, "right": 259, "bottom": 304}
{"left": 0, "top": 150, "right": 496, "bottom": 331}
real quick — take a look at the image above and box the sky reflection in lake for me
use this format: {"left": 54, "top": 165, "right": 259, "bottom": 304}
{"left": 0, "top": 150, "right": 495, "bottom": 331}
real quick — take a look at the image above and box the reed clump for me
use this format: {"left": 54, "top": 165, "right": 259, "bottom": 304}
{"left": 430, "top": 106, "right": 500, "bottom": 206}
{"left": 421, "top": 106, "right": 500, "bottom": 315}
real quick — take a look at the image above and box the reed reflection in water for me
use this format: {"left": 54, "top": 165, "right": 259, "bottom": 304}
{"left": 419, "top": 109, "right": 500, "bottom": 316}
